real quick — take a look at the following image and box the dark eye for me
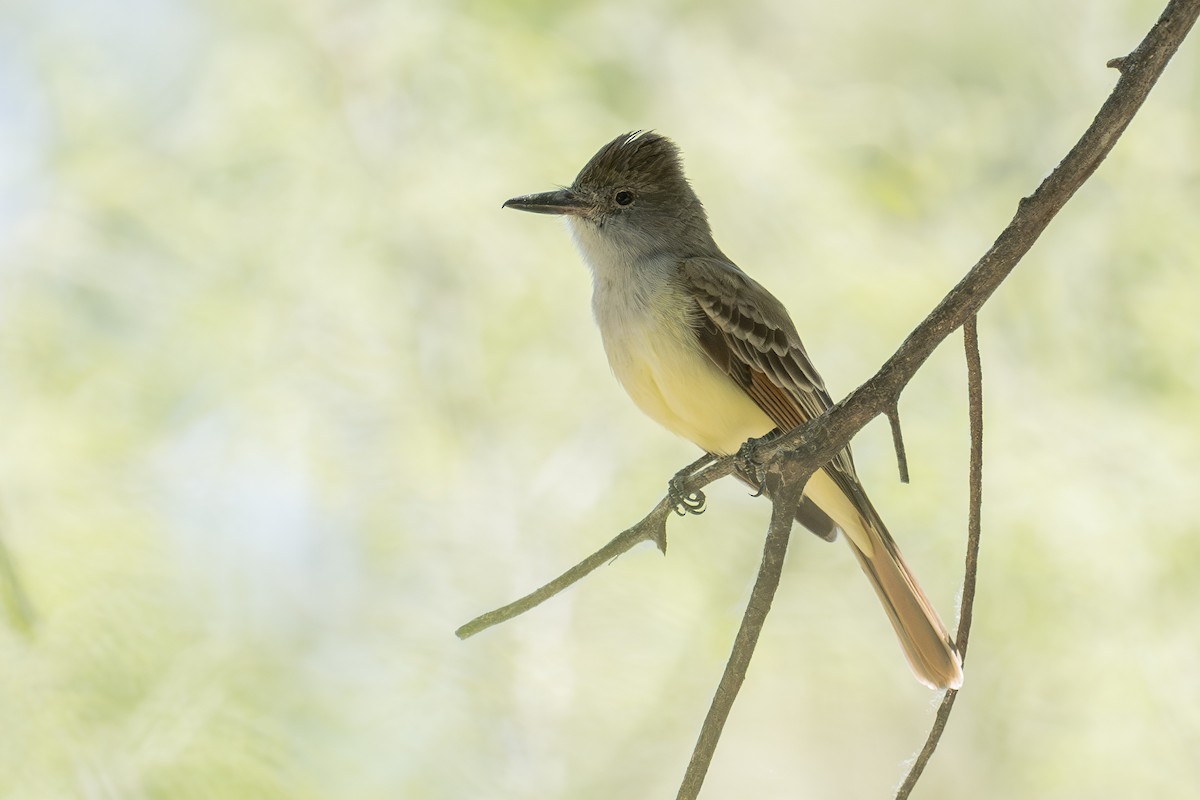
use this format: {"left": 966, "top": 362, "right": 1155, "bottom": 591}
{"left": 614, "top": 190, "right": 635, "bottom": 206}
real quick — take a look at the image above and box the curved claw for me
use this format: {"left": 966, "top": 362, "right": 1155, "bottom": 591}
{"left": 675, "top": 490, "right": 707, "bottom": 516}
{"left": 668, "top": 477, "right": 707, "bottom": 516}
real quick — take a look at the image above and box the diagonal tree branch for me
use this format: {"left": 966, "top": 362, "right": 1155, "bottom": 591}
{"left": 886, "top": 405, "right": 910, "bottom": 484}
{"left": 455, "top": 454, "right": 739, "bottom": 640}
{"left": 455, "top": 498, "right": 674, "bottom": 640}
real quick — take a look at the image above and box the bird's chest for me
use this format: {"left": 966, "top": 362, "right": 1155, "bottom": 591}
{"left": 590, "top": 286, "right": 773, "bottom": 454}
{"left": 593, "top": 295, "right": 695, "bottom": 403}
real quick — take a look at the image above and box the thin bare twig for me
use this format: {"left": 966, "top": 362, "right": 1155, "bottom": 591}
{"left": 886, "top": 405, "right": 911, "bottom": 484}
{"left": 959, "top": 316, "right": 986, "bottom": 663}
{"left": 455, "top": 499, "right": 671, "bottom": 640}
{"left": 894, "top": 315, "right": 985, "bottom": 799}
{"left": 898, "top": 689, "right": 958, "bottom": 798}
{"left": 676, "top": 464, "right": 807, "bottom": 800}
{"left": 456, "top": 457, "right": 740, "bottom": 639}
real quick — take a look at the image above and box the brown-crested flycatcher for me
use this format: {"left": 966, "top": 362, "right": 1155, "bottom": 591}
{"left": 503, "top": 131, "right": 962, "bottom": 690}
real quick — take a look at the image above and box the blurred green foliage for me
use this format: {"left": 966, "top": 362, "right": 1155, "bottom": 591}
{"left": 0, "top": 0, "right": 1198, "bottom": 797}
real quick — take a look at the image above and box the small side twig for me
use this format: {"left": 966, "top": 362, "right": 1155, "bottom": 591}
{"left": 456, "top": 455, "right": 738, "bottom": 640}
{"left": 959, "top": 316, "right": 986, "bottom": 662}
{"left": 886, "top": 405, "right": 911, "bottom": 484}
{"left": 455, "top": 499, "right": 672, "bottom": 640}
{"left": 894, "top": 315, "right": 985, "bottom": 799}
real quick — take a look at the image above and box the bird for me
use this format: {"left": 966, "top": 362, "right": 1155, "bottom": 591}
{"left": 503, "top": 131, "right": 963, "bottom": 690}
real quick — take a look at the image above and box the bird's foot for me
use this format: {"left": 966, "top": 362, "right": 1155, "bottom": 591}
{"left": 668, "top": 466, "right": 707, "bottom": 517}
{"left": 735, "top": 435, "right": 773, "bottom": 497}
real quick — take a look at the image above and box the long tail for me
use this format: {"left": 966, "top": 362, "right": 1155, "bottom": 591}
{"left": 737, "top": 463, "right": 963, "bottom": 689}
{"left": 845, "top": 514, "right": 963, "bottom": 690}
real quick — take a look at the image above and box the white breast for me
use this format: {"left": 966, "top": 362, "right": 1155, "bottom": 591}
{"left": 573, "top": 225, "right": 775, "bottom": 456}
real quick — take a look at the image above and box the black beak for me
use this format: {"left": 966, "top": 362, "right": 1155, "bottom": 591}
{"left": 502, "top": 188, "right": 592, "bottom": 216}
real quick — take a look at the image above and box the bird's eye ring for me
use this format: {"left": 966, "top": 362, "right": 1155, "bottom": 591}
{"left": 614, "top": 190, "right": 635, "bottom": 206}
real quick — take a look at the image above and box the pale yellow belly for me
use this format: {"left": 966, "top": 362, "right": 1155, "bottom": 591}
{"left": 601, "top": 319, "right": 872, "bottom": 552}
{"left": 603, "top": 321, "right": 774, "bottom": 456}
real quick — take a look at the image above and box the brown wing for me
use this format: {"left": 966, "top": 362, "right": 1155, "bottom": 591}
{"left": 684, "top": 257, "right": 830, "bottom": 418}
{"left": 682, "top": 256, "right": 877, "bottom": 532}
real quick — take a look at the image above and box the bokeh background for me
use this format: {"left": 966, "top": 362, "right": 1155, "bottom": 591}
{"left": 1, "top": 0, "right": 1198, "bottom": 797}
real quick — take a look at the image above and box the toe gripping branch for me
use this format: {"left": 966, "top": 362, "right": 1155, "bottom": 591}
{"left": 735, "top": 433, "right": 775, "bottom": 497}
{"left": 668, "top": 453, "right": 717, "bottom": 516}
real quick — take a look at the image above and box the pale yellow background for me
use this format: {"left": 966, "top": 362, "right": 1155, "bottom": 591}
{"left": 1, "top": 1, "right": 1198, "bottom": 798}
